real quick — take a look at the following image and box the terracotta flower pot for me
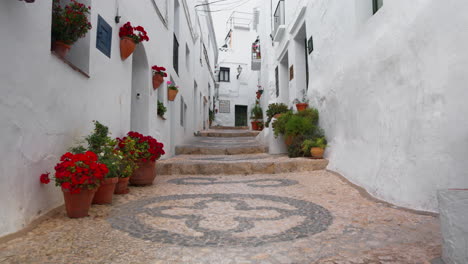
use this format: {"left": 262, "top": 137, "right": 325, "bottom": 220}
{"left": 130, "top": 160, "right": 156, "bottom": 186}
{"left": 310, "top": 147, "right": 325, "bottom": 159}
{"left": 62, "top": 188, "right": 96, "bottom": 218}
{"left": 256, "top": 92, "right": 261, "bottom": 99}
{"left": 120, "top": 37, "right": 136, "bottom": 60}
{"left": 296, "top": 103, "right": 309, "bottom": 112}
{"left": 92, "top": 177, "right": 118, "bottom": 204}
{"left": 52, "top": 41, "right": 71, "bottom": 58}
{"left": 153, "top": 74, "right": 164, "bottom": 89}
{"left": 284, "top": 135, "right": 294, "bottom": 146}
{"left": 251, "top": 121, "right": 259, "bottom": 130}
{"left": 114, "top": 177, "right": 130, "bottom": 195}
{"left": 168, "top": 89, "right": 178, "bottom": 101}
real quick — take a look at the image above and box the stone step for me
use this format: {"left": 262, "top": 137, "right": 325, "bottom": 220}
{"left": 175, "top": 136, "right": 267, "bottom": 155}
{"left": 199, "top": 130, "right": 260, "bottom": 138}
{"left": 156, "top": 154, "right": 328, "bottom": 175}
{"left": 210, "top": 126, "right": 249, "bottom": 130}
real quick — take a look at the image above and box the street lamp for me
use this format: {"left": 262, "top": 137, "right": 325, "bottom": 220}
{"left": 237, "top": 65, "right": 243, "bottom": 79}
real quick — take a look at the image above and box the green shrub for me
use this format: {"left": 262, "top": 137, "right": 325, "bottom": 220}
{"left": 157, "top": 100, "right": 167, "bottom": 118}
{"left": 272, "top": 111, "right": 293, "bottom": 138}
{"left": 250, "top": 104, "right": 263, "bottom": 120}
{"left": 296, "top": 108, "right": 319, "bottom": 125}
{"left": 284, "top": 115, "right": 314, "bottom": 137}
{"left": 265, "top": 103, "right": 289, "bottom": 127}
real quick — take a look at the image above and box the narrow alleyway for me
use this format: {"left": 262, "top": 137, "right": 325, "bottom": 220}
{"left": 0, "top": 128, "right": 441, "bottom": 264}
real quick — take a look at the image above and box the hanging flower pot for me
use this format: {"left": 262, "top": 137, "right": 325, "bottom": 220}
{"left": 152, "top": 74, "right": 164, "bottom": 89}
{"left": 168, "top": 89, "right": 178, "bottom": 101}
{"left": 120, "top": 37, "right": 136, "bottom": 60}
{"left": 52, "top": 41, "right": 71, "bottom": 58}
{"left": 62, "top": 188, "right": 97, "bottom": 218}
{"left": 296, "top": 103, "right": 309, "bottom": 112}
{"left": 256, "top": 91, "right": 261, "bottom": 99}
{"left": 92, "top": 177, "right": 118, "bottom": 204}
{"left": 114, "top": 177, "right": 130, "bottom": 194}
{"left": 119, "top": 22, "right": 149, "bottom": 60}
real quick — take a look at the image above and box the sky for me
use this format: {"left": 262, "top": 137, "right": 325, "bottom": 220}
{"left": 195, "top": 0, "right": 262, "bottom": 47}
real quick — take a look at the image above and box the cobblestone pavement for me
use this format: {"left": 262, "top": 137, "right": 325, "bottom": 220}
{"left": 0, "top": 171, "right": 441, "bottom": 264}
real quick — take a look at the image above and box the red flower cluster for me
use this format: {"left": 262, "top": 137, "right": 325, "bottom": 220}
{"left": 119, "top": 22, "right": 149, "bottom": 44}
{"left": 118, "top": 132, "right": 165, "bottom": 162}
{"left": 40, "top": 172, "right": 51, "bottom": 184}
{"left": 52, "top": 0, "right": 92, "bottom": 45}
{"left": 151, "top": 65, "right": 168, "bottom": 77}
{"left": 53, "top": 151, "right": 109, "bottom": 194}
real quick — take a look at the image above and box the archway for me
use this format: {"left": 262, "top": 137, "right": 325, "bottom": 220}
{"left": 130, "top": 44, "right": 150, "bottom": 134}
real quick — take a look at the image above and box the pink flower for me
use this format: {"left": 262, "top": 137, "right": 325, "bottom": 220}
{"left": 166, "top": 81, "right": 172, "bottom": 85}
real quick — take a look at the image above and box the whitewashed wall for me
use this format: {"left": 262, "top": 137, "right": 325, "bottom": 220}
{"left": 216, "top": 27, "right": 260, "bottom": 127}
{"left": 0, "top": 0, "right": 217, "bottom": 237}
{"left": 257, "top": 0, "right": 468, "bottom": 212}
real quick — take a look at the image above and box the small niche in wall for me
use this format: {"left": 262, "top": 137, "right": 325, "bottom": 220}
{"left": 50, "top": 0, "right": 92, "bottom": 76}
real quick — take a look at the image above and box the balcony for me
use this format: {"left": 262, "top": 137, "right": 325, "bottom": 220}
{"left": 272, "top": 0, "right": 285, "bottom": 42}
{"left": 251, "top": 40, "right": 261, "bottom": 71}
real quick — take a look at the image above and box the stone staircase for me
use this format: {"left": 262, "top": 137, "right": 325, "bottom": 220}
{"left": 157, "top": 127, "right": 328, "bottom": 175}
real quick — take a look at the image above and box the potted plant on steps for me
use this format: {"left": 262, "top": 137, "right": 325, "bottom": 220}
{"left": 265, "top": 103, "right": 289, "bottom": 128}
{"left": 293, "top": 89, "right": 309, "bottom": 112}
{"left": 119, "top": 22, "right": 149, "bottom": 60}
{"left": 115, "top": 137, "right": 139, "bottom": 194}
{"left": 209, "top": 109, "right": 215, "bottom": 127}
{"left": 302, "top": 137, "right": 327, "bottom": 159}
{"left": 250, "top": 104, "right": 264, "bottom": 131}
{"left": 167, "top": 81, "right": 179, "bottom": 101}
{"left": 121, "top": 132, "right": 165, "bottom": 186}
{"left": 39, "top": 151, "right": 108, "bottom": 218}
{"left": 69, "top": 121, "right": 121, "bottom": 205}
{"left": 51, "top": 0, "right": 92, "bottom": 58}
{"left": 152, "top": 66, "right": 167, "bottom": 89}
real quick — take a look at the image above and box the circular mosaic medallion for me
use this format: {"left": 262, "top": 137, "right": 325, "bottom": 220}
{"left": 168, "top": 177, "right": 299, "bottom": 188}
{"left": 108, "top": 194, "right": 332, "bottom": 247}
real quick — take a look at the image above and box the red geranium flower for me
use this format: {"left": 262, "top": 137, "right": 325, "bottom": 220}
{"left": 40, "top": 172, "right": 51, "bottom": 184}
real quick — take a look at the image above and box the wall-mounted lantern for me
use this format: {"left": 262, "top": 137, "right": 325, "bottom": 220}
{"left": 237, "top": 65, "right": 243, "bottom": 79}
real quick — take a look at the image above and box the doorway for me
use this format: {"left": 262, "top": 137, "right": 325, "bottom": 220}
{"left": 235, "top": 105, "right": 248, "bottom": 127}
{"left": 130, "top": 45, "right": 150, "bottom": 134}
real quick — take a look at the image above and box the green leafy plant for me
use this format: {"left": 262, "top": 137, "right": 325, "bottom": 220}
{"left": 157, "top": 100, "right": 167, "bottom": 118}
{"left": 296, "top": 108, "right": 319, "bottom": 125}
{"left": 167, "top": 81, "right": 179, "bottom": 91}
{"left": 70, "top": 121, "right": 120, "bottom": 178}
{"left": 302, "top": 137, "right": 327, "bottom": 154}
{"left": 115, "top": 137, "right": 139, "bottom": 178}
{"left": 284, "top": 115, "right": 315, "bottom": 137}
{"left": 288, "top": 135, "right": 308, "bottom": 158}
{"left": 250, "top": 104, "right": 263, "bottom": 120}
{"left": 272, "top": 111, "right": 293, "bottom": 138}
{"left": 265, "top": 103, "right": 289, "bottom": 127}
{"left": 51, "top": 0, "right": 92, "bottom": 45}
{"left": 209, "top": 109, "right": 215, "bottom": 122}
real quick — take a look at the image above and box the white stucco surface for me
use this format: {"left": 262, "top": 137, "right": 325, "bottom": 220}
{"left": 0, "top": 0, "right": 217, "bottom": 237}
{"left": 256, "top": 0, "right": 468, "bottom": 212}
{"left": 438, "top": 190, "right": 468, "bottom": 264}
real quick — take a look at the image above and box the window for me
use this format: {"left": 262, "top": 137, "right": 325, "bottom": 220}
{"left": 373, "top": 0, "right": 383, "bottom": 14}
{"left": 273, "top": 0, "right": 285, "bottom": 35}
{"left": 219, "top": 67, "right": 230, "bottom": 82}
{"left": 275, "top": 66, "right": 279, "bottom": 97}
{"left": 96, "top": 15, "right": 112, "bottom": 58}
{"left": 173, "top": 34, "right": 179, "bottom": 74}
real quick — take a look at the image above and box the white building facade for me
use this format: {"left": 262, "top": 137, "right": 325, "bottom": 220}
{"left": 0, "top": 0, "right": 218, "bottom": 237}
{"left": 256, "top": 0, "right": 468, "bottom": 212}
{"left": 214, "top": 12, "right": 261, "bottom": 127}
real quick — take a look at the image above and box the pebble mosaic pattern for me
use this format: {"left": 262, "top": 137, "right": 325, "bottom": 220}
{"left": 168, "top": 177, "right": 299, "bottom": 188}
{"left": 108, "top": 193, "right": 332, "bottom": 247}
